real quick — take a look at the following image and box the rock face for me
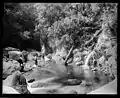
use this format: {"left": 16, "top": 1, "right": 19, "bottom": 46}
{"left": 8, "top": 51, "right": 24, "bottom": 65}
{"left": 4, "top": 47, "right": 20, "bottom": 51}
{"left": 27, "top": 52, "right": 38, "bottom": 61}
{"left": 3, "top": 61, "right": 21, "bottom": 79}
{"left": 3, "top": 71, "right": 30, "bottom": 94}
{"left": 3, "top": 85, "right": 19, "bottom": 94}
{"left": 87, "top": 78, "right": 117, "bottom": 94}
{"left": 23, "top": 61, "right": 37, "bottom": 72}
{"left": 8, "top": 51, "right": 22, "bottom": 57}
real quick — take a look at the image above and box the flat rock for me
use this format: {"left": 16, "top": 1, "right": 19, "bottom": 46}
{"left": 87, "top": 78, "right": 117, "bottom": 94}
{"left": 2, "top": 85, "right": 19, "bottom": 94}
{"left": 23, "top": 68, "right": 57, "bottom": 81}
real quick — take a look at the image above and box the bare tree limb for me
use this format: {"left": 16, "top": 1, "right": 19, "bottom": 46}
{"left": 64, "top": 45, "right": 74, "bottom": 67}
{"left": 83, "top": 50, "right": 95, "bottom": 70}
{"left": 82, "top": 28, "right": 104, "bottom": 70}
{"left": 84, "top": 28, "right": 103, "bottom": 47}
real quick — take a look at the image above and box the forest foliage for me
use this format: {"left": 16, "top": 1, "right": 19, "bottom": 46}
{"left": 3, "top": 3, "right": 117, "bottom": 79}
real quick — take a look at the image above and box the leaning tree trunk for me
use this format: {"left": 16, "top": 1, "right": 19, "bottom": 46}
{"left": 82, "top": 26, "right": 104, "bottom": 69}
{"left": 64, "top": 45, "right": 75, "bottom": 67}
{"left": 83, "top": 50, "right": 95, "bottom": 70}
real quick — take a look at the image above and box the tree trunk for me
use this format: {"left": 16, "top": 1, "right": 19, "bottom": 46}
{"left": 84, "top": 28, "right": 103, "bottom": 47}
{"left": 64, "top": 45, "right": 75, "bottom": 67}
{"left": 83, "top": 49, "right": 96, "bottom": 70}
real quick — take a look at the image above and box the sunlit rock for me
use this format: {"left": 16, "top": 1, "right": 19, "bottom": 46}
{"left": 8, "top": 51, "right": 22, "bottom": 59}
{"left": 3, "top": 61, "right": 21, "bottom": 79}
{"left": 3, "top": 85, "right": 19, "bottom": 94}
{"left": 24, "top": 61, "right": 36, "bottom": 71}
{"left": 3, "top": 71, "right": 30, "bottom": 94}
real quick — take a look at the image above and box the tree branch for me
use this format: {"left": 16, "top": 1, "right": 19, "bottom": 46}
{"left": 64, "top": 45, "right": 74, "bottom": 67}
{"left": 84, "top": 28, "right": 103, "bottom": 47}
{"left": 82, "top": 50, "right": 95, "bottom": 70}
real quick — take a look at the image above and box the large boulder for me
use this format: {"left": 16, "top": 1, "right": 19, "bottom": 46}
{"left": 8, "top": 51, "right": 24, "bottom": 64}
{"left": 87, "top": 78, "right": 117, "bottom": 94}
{"left": 23, "top": 61, "right": 37, "bottom": 72}
{"left": 4, "top": 47, "right": 20, "bottom": 51}
{"left": 27, "top": 52, "right": 37, "bottom": 61}
{"left": 2, "top": 85, "right": 19, "bottom": 94}
{"left": 30, "top": 51, "right": 41, "bottom": 57}
{"left": 3, "top": 71, "right": 21, "bottom": 87}
{"left": 37, "top": 61, "right": 46, "bottom": 67}
{"left": 3, "top": 60, "right": 21, "bottom": 79}
{"left": 3, "top": 71, "right": 30, "bottom": 94}
{"left": 8, "top": 51, "right": 22, "bottom": 59}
